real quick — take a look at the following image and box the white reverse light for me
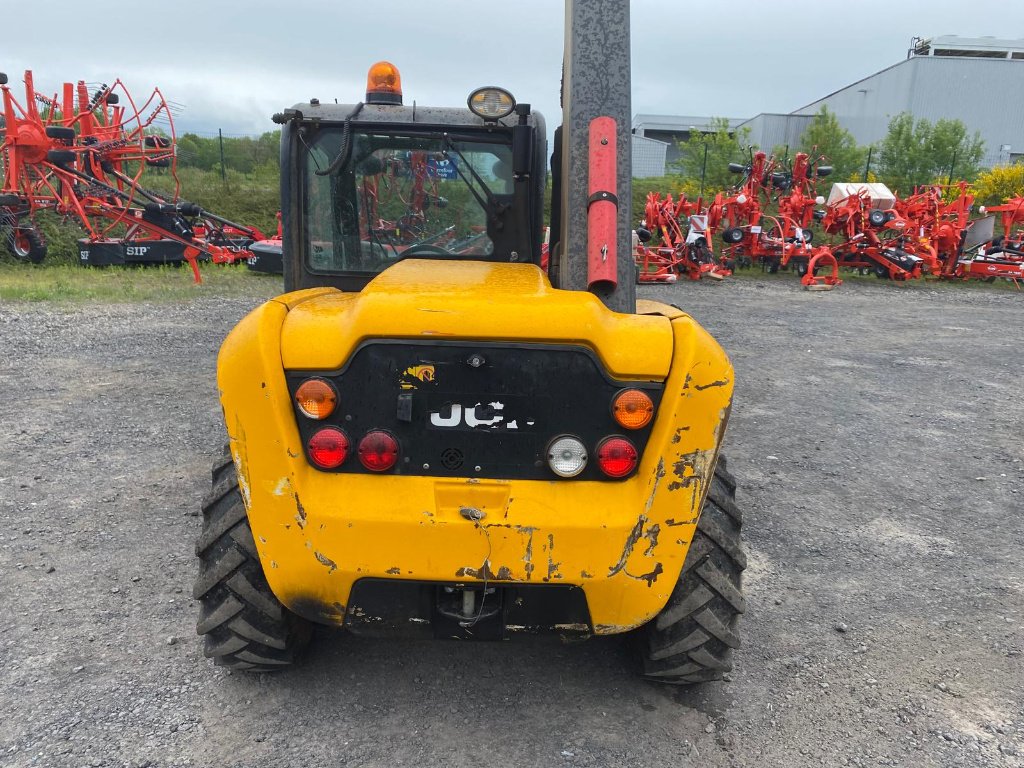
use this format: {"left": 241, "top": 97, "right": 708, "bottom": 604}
{"left": 546, "top": 435, "right": 588, "bottom": 478}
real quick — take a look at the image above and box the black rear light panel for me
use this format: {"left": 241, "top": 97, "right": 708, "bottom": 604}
{"left": 287, "top": 341, "right": 663, "bottom": 480}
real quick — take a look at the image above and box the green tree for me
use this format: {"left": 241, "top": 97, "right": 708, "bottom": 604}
{"left": 927, "top": 118, "right": 985, "bottom": 182}
{"left": 798, "top": 106, "right": 867, "bottom": 180}
{"left": 672, "top": 118, "right": 752, "bottom": 194}
{"left": 877, "top": 113, "right": 985, "bottom": 193}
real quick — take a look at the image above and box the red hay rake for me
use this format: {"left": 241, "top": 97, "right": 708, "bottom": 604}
{"left": 0, "top": 70, "right": 264, "bottom": 281}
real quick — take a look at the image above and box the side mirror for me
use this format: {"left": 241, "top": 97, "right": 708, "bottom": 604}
{"left": 816, "top": 165, "right": 833, "bottom": 178}
{"left": 636, "top": 226, "right": 652, "bottom": 244}
{"left": 727, "top": 162, "right": 746, "bottom": 174}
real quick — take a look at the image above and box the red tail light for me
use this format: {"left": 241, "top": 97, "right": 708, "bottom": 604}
{"left": 358, "top": 430, "right": 400, "bottom": 472}
{"left": 308, "top": 427, "right": 350, "bottom": 469}
{"left": 596, "top": 437, "right": 638, "bottom": 478}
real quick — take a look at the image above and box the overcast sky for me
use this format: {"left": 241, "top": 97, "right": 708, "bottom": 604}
{"left": 3, "top": 0, "right": 1021, "bottom": 138}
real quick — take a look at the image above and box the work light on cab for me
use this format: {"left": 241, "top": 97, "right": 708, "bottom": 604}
{"left": 294, "top": 378, "right": 337, "bottom": 420}
{"left": 467, "top": 87, "right": 516, "bottom": 121}
{"left": 358, "top": 430, "right": 400, "bottom": 472}
{"left": 546, "top": 436, "right": 587, "bottom": 478}
{"left": 365, "top": 61, "right": 403, "bottom": 105}
{"left": 308, "top": 427, "right": 350, "bottom": 469}
{"left": 612, "top": 389, "right": 654, "bottom": 430}
{"left": 596, "top": 437, "right": 638, "bottom": 478}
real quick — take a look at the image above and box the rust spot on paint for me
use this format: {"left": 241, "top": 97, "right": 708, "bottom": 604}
{"left": 456, "top": 560, "right": 499, "bottom": 580}
{"left": 385, "top": 567, "right": 401, "bottom": 575}
{"left": 314, "top": 551, "right": 337, "bottom": 573}
{"left": 496, "top": 566, "right": 514, "bottom": 580}
{"left": 519, "top": 526, "right": 537, "bottom": 581}
{"left": 544, "top": 534, "right": 562, "bottom": 581}
{"left": 608, "top": 516, "right": 647, "bottom": 577}
{"left": 637, "top": 562, "right": 664, "bottom": 586}
{"left": 580, "top": 570, "right": 594, "bottom": 579}
{"left": 667, "top": 449, "right": 710, "bottom": 492}
{"left": 694, "top": 378, "right": 729, "bottom": 391}
{"left": 682, "top": 373, "right": 693, "bottom": 390}
{"left": 294, "top": 494, "right": 307, "bottom": 529}
{"left": 594, "top": 623, "right": 633, "bottom": 634}
{"left": 671, "top": 426, "right": 691, "bottom": 444}
{"left": 642, "top": 524, "right": 661, "bottom": 556}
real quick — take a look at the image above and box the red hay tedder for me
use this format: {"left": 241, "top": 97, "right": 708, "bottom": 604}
{"left": 712, "top": 151, "right": 841, "bottom": 289}
{"left": 634, "top": 191, "right": 731, "bottom": 283}
{"left": 0, "top": 70, "right": 266, "bottom": 281}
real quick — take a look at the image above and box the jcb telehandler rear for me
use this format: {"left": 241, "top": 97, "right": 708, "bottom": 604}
{"left": 194, "top": 1, "right": 744, "bottom": 684}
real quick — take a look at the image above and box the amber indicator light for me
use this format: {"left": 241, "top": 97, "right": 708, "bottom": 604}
{"left": 295, "top": 378, "right": 338, "bottom": 420}
{"left": 611, "top": 389, "right": 654, "bottom": 430}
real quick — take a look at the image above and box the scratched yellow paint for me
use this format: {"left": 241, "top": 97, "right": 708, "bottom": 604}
{"left": 218, "top": 260, "right": 733, "bottom": 633}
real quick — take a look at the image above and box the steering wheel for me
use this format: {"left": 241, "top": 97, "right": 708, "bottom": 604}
{"left": 398, "top": 242, "right": 455, "bottom": 258}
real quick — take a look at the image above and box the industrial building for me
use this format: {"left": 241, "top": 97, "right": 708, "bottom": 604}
{"left": 632, "top": 35, "right": 1024, "bottom": 177}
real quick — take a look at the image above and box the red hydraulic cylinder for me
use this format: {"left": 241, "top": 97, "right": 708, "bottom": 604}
{"left": 587, "top": 116, "right": 617, "bottom": 292}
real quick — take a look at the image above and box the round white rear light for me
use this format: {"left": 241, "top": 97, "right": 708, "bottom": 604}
{"left": 546, "top": 436, "right": 588, "bottom": 478}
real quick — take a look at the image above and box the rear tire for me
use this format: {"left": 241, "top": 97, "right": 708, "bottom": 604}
{"left": 639, "top": 455, "right": 745, "bottom": 685}
{"left": 6, "top": 227, "right": 47, "bottom": 263}
{"left": 194, "top": 449, "right": 311, "bottom": 671}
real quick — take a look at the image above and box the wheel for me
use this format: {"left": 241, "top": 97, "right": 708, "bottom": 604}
{"left": 767, "top": 259, "right": 780, "bottom": 274}
{"left": 635, "top": 263, "right": 642, "bottom": 285}
{"left": 194, "top": 449, "right": 311, "bottom": 671}
{"left": 46, "top": 149, "right": 76, "bottom": 167}
{"left": 868, "top": 209, "right": 887, "bottom": 227}
{"left": 638, "top": 455, "right": 745, "bottom": 684}
{"left": 873, "top": 264, "right": 890, "bottom": 279}
{"left": 0, "top": 193, "right": 22, "bottom": 207}
{"left": 44, "top": 125, "right": 76, "bottom": 143}
{"left": 6, "top": 227, "right": 47, "bottom": 263}
{"left": 722, "top": 227, "right": 744, "bottom": 245}
{"left": 794, "top": 259, "right": 809, "bottom": 277}
{"left": 145, "top": 158, "right": 171, "bottom": 168}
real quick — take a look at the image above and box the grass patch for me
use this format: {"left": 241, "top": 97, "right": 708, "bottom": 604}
{"left": 0, "top": 261, "right": 282, "bottom": 304}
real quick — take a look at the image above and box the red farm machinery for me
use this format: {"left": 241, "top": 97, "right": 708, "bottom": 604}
{"left": 0, "top": 70, "right": 266, "bottom": 280}
{"left": 634, "top": 191, "right": 731, "bottom": 283}
{"left": 711, "top": 150, "right": 841, "bottom": 289}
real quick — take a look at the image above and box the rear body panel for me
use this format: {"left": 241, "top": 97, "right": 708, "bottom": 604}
{"left": 218, "top": 261, "right": 733, "bottom": 634}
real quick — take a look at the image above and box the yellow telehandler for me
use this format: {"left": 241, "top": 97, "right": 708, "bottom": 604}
{"left": 194, "top": 0, "right": 743, "bottom": 684}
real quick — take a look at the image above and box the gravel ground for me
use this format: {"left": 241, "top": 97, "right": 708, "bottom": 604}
{"left": 0, "top": 275, "right": 1021, "bottom": 767}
